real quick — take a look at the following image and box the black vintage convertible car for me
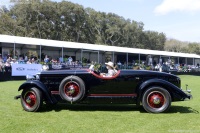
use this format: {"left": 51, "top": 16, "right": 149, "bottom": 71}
{"left": 15, "top": 68, "right": 192, "bottom": 113}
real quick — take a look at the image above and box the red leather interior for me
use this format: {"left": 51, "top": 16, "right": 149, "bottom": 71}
{"left": 88, "top": 70, "right": 121, "bottom": 80}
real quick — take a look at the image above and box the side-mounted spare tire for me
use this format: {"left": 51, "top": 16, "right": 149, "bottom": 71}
{"left": 59, "top": 76, "right": 85, "bottom": 103}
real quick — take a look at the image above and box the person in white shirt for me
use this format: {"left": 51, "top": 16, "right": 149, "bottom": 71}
{"left": 31, "top": 58, "right": 36, "bottom": 64}
{"left": 101, "top": 62, "right": 117, "bottom": 77}
{"left": 68, "top": 56, "right": 73, "bottom": 65}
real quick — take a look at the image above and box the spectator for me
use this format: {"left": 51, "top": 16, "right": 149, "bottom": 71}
{"left": 27, "top": 59, "right": 32, "bottom": 64}
{"left": 18, "top": 57, "right": 24, "bottom": 64}
{"left": 44, "top": 55, "right": 49, "bottom": 64}
{"left": 197, "top": 63, "right": 199, "bottom": 68}
{"left": 59, "top": 56, "right": 63, "bottom": 63}
{"left": 155, "top": 64, "right": 159, "bottom": 71}
{"left": 3, "top": 54, "right": 7, "bottom": 63}
{"left": 5, "top": 57, "right": 11, "bottom": 72}
{"left": 10, "top": 59, "right": 18, "bottom": 65}
{"left": 117, "top": 61, "right": 122, "bottom": 66}
{"left": 51, "top": 58, "right": 57, "bottom": 64}
{"left": 31, "top": 58, "right": 36, "bottom": 64}
{"left": 162, "top": 63, "right": 169, "bottom": 72}
{"left": 68, "top": 56, "right": 73, "bottom": 65}
{"left": 24, "top": 56, "right": 28, "bottom": 62}
{"left": 159, "top": 58, "right": 162, "bottom": 65}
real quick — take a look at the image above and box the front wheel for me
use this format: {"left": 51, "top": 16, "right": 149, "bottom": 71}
{"left": 142, "top": 86, "right": 171, "bottom": 113}
{"left": 21, "top": 87, "right": 43, "bottom": 112}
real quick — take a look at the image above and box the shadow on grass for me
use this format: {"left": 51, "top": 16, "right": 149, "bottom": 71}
{"left": 40, "top": 104, "right": 199, "bottom": 114}
{"left": 41, "top": 104, "right": 145, "bottom": 112}
{"left": 167, "top": 105, "right": 199, "bottom": 114}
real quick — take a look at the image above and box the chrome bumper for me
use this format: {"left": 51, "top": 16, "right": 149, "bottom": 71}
{"left": 183, "top": 84, "right": 192, "bottom": 100}
{"left": 187, "top": 94, "right": 193, "bottom": 100}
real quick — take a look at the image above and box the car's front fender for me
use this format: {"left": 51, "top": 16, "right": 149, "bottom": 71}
{"left": 18, "top": 80, "right": 57, "bottom": 104}
{"left": 136, "top": 79, "right": 191, "bottom": 104}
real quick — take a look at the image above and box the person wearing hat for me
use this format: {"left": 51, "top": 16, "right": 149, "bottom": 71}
{"left": 100, "top": 61, "right": 117, "bottom": 77}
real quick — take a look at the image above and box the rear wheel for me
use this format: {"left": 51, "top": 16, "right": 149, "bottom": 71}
{"left": 21, "top": 87, "right": 43, "bottom": 112}
{"left": 142, "top": 86, "right": 171, "bottom": 113}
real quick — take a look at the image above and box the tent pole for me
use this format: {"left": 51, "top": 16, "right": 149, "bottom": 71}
{"left": 193, "top": 58, "right": 194, "bottom": 65}
{"left": 81, "top": 49, "right": 83, "bottom": 63}
{"left": 112, "top": 52, "right": 115, "bottom": 63}
{"left": 178, "top": 57, "right": 179, "bottom": 64}
{"left": 186, "top": 58, "right": 187, "bottom": 65}
{"left": 40, "top": 45, "right": 41, "bottom": 62}
{"left": 13, "top": 42, "right": 15, "bottom": 58}
{"left": 126, "top": 53, "right": 128, "bottom": 67}
{"left": 62, "top": 47, "right": 63, "bottom": 63}
{"left": 139, "top": 54, "right": 140, "bottom": 65}
{"left": 98, "top": 51, "right": 99, "bottom": 64}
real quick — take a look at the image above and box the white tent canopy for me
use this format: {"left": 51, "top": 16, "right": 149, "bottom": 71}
{"left": 0, "top": 34, "right": 200, "bottom": 59}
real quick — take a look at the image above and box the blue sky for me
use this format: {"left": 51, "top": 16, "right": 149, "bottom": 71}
{"left": 1, "top": 0, "right": 200, "bottom": 42}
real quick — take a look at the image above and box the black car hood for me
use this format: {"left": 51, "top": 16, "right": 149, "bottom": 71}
{"left": 120, "top": 70, "right": 179, "bottom": 78}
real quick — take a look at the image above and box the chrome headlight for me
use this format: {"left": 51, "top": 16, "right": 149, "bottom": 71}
{"left": 35, "top": 74, "right": 40, "bottom": 80}
{"left": 26, "top": 75, "right": 35, "bottom": 80}
{"left": 42, "top": 65, "right": 49, "bottom": 71}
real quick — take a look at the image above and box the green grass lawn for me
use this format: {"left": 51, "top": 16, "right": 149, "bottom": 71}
{"left": 0, "top": 75, "right": 200, "bottom": 133}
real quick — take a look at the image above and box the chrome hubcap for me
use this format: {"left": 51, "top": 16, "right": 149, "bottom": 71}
{"left": 26, "top": 97, "right": 31, "bottom": 104}
{"left": 67, "top": 86, "right": 75, "bottom": 95}
{"left": 153, "top": 97, "right": 161, "bottom": 104}
{"left": 147, "top": 91, "right": 165, "bottom": 108}
{"left": 64, "top": 81, "right": 80, "bottom": 97}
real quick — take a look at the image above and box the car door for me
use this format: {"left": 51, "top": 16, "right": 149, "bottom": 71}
{"left": 88, "top": 70, "right": 138, "bottom": 94}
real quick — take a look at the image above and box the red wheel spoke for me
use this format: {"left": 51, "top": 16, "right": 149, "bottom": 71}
{"left": 147, "top": 91, "right": 165, "bottom": 109}
{"left": 24, "top": 92, "right": 37, "bottom": 107}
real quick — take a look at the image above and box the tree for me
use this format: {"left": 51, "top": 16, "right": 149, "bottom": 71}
{"left": 0, "top": 1, "right": 169, "bottom": 51}
{"left": 141, "top": 31, "right": 166, "bottom": 50}
{"left": 188, "top": 43, "right": 200, "bottom": 54}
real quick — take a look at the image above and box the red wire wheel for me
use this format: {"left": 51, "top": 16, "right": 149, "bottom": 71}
{"left": 147, "top": 91, "right": 165, "bottom": 109}
{"left": 24, "top": 91, "right": 37, "bottom": 108}
{"left": 59, "top": 76, "right": 85, "bottom": 103}
{"left": 21, "top": 87, "right": 42, "bottom": 112}
{"left": 142, "top": 86, "right": 171, "bottom": 113}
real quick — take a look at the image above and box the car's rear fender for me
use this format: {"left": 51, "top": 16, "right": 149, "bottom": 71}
{"left": 18, "top": 80, "right": 57, "bottom": 104}
{"left": 136, "top": 78, "right": 189, "bottom": 105}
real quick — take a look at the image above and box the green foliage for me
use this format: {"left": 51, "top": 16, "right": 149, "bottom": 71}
{"left": 143, "top": 31, "right": 166, "bottom": 50}
{"left": 0, "top": 1, "right": 166, "bottom": 50}
{"left": 94, "top": 63, "right": 101, "bottom": 71}
{"left": 188, "top": 43, "right": 200, "bottom": 54}
{"left": 135, "top": 60, "right": 142, "bottom": 64}
{"left": 82, "top": 57, "right": 87, "bottom": 63}
{"left": 9, "top": 49, "right": 18, "bottom": 58}
{"left": 145, "top": 65, "right": 152, "bottom": 70}
{"left": 164, "top": 39, "right": 200, "bottom": 55}
{"left": 26, "top": 50, "right": 38, "bottom": 58}
{"left": 0, "top": 75, "right": 200, "bottom": 133}
{"left": 133, "top": 65, "right": 140, "bottom": 70}
{"left": 1, "top": 1, "right": 199, "bottom": 54}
